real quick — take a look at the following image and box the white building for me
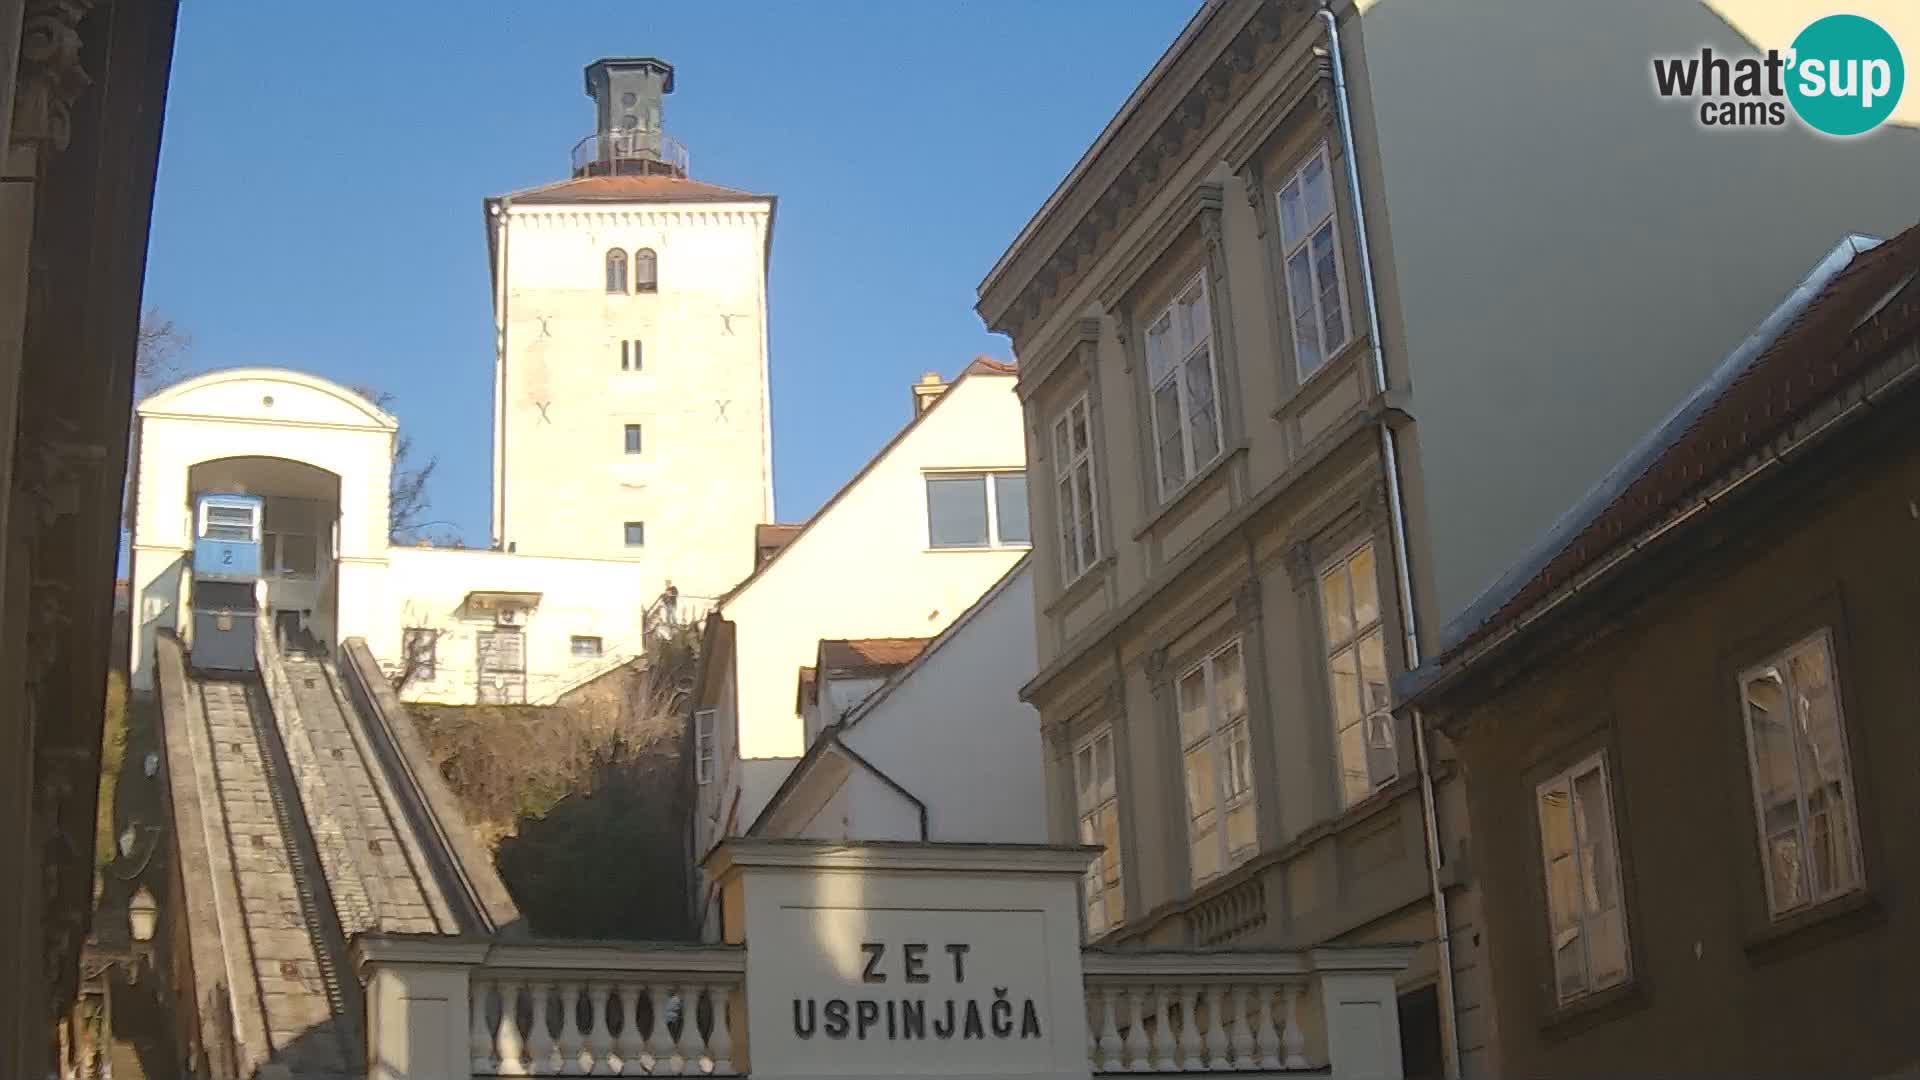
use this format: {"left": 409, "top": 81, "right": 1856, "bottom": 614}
{"left": 126, "top": 57, "right": 773, "bottom": 704}
{"left": 124, "top": 368, "right": 655, "bottom": 705}
{"left": 691, "top": 360, "right": 1030, "bottom": 921}
{"left": 752, "top": 557, "right": 1048, "bottom": 846}
{"left": 486, "top": 56, "right": 774, "bottom": 611}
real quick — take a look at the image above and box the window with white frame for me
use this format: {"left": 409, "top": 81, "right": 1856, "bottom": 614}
{"left": 695, "top": 708, "right": 717, "bottom": 785}
{"left": 570, "top": 635, "right": 603, "bottom": 659}
{"left": 1320, "top": 542, "right": 1395, "bottom": 808}
{"left": 1277, "top": 144, "right": 1351, "bottom": 380}
{"left": 1073, "top": 727, "right": 1123, "bottom": 937}
{"left": 925, "top": 471, "right": 1030, "bottom": 549}
{"left": 1052, "top": 394, "right": 1100, "bottom": 584}
{"left": 1738, "top": 629, "right": 1863, "bottom": 919}
{"left": 1536, "top": 752, "right": 1630, "bottom": 1005}
{"left": 1146, "top": 272, "right": 1223, "bottom": 499}
{"left": 1177, "top": 640, "right": 1256, "bottom": 885}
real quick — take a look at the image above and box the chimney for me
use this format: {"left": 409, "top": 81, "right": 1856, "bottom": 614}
{"left": 579, "top": 57, "right": 682, "bottom": 178}
{"left": 912, "top": 371, "right": 948, "bottom": 416}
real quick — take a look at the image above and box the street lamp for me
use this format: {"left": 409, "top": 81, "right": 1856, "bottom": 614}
{"left": 127, "top": 885, "right": 158, "bottom": 944}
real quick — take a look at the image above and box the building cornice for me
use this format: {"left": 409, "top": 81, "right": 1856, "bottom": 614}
{"left": 977, "top": 0, "right": 1316, "bottom": 345}
{"left": 704, "top": 838, "right": 1099, "bottom": 881}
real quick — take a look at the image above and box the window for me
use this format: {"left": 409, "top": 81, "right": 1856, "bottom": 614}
{"left": 1739, "top": 629, "right": 1863, "bottom": 919}
{"left": 401, "top": 628, "right": 437, "bottom": 681}
{"left": 1145, "top": 272, "right": 1223, "bottom": 499}
{"left": 624, "top": 424, "right": 643, "bottom": 455}
{"left": 1074, "top": 727, "right": 1124, "bottom": 937}
{"left": 695, "top": 708, "right": 717, "bottom": 785}
{"left": 624, "top": 521, "right": 646, "bottom": 547}
{"left": 605, "top": 248, "right": 628, "bottom": 294}
{"left": 570, "top": 635, "right": 604, "bottom": 659}
{"left": 925, "top": 471, "right": 1029, "bottom": 549}
{"left": 634, "top": 248, "right": 658, "bottom": 293}
{"left": 1320, "top": 542, "right": 1395, "bottom": 808}
{"left": 1536, "top": 753, "right": 1630, "bottom": 1005}
{"left": 202, "top": 503, "right": 256, "bottom": 542}
{"left": 1277, "top": 145, "right": 1351, "bottom": 379}
{"left": 1052, "top": 395, "right": 1100, "bottom": 584}
{"left": 1177, "top": 641, "right": 1256, "bottom": 885}
{"left": 621, "top": 339, "right": 643, "bottom": 371}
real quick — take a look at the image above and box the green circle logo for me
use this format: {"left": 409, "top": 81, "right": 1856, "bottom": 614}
{"left": 1787, "top": 14, "right": 1905, "bottom": 136}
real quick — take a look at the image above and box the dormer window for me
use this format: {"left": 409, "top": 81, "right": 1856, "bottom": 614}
{"left": 634, "top": 248, "right": 658, "bottom": 293}
{"left": 605, "top": 248, "right": 628, "bottom": 294}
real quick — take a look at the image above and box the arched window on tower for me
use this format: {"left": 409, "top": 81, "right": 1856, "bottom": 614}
{"left": 605, "top": 248, "right": 628, "bottom": 294}
{"left": 634, "top": 248, "right": 658, "bottom": 293}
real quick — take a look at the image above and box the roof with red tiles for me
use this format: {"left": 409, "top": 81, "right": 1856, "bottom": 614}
{"left": 818, "top": 638, "right": 933, "bottom": 672}
{"left": 501, "top": 174, "right": 767, "bottom": 205}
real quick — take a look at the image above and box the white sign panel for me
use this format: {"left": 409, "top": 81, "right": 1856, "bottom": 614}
{"left": 761, "top": 904, "right": 1062, "bottom": 1076}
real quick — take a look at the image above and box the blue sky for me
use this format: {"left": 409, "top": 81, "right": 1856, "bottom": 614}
{"left": 142, "top": 2, "right": 1198, "bottom": 543}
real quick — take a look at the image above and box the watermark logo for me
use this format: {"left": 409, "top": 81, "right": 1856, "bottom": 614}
{"left": 1652, "top": 13, "right": 1905, "bottom": 136}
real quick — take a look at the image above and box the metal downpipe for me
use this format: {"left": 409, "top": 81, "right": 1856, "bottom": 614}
{"left": 1316, "top": 7, "right": 1461, "bottom": 1078}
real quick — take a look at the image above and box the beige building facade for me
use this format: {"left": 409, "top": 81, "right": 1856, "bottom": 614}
{"left": 486, "top": 57, "right": 775, "bottom": 609}
{"left": 978, "top": 3, "right": 1919, "bottom": 1078}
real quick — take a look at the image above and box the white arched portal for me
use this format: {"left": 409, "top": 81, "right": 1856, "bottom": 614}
{"left": 127, "top": 368, "right": 396, "bottom": 689}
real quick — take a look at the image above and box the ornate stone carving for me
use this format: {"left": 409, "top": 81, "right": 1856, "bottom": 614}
{"left": 12, "top": 0, "right": 97, "bottom": 153}
{"left": 1283, "top": 540, "right": 1317, "bottom": 590}
{"left": 1143, "top": 646, "right": 1170, "bottom": 687}
{"left": 1234, "top": 578, "right": 1264, "bottom": 624}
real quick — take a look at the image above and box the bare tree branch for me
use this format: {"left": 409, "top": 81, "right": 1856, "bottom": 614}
{"left": 349, "top": 383, "right": 443, "bottom": 545}
{"left": 135, "top": 309, "right": 189, "bottom": 393}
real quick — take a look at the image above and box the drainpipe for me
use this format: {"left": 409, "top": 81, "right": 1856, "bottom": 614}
{"left": 1316, "top": 7, "right": 1461, "bottom": 1079}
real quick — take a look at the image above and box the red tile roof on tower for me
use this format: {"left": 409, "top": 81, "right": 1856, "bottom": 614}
{"left": 502, "top": 174, "right": 766, "bottom": 205}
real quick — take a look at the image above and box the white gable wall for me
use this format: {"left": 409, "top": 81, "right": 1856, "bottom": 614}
{"left": 838, "top": 561, "right": 1045, "bottom": 844}
{"left": 696, "top": 370, "right": 1027, "bottom": 863}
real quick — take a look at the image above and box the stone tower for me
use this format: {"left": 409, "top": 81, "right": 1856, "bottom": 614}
{"left": 485, "top": 58, "right": 775, "bottom": 608}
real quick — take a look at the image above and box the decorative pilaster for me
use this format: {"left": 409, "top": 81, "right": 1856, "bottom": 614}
{"left": 10, "top": 0, "right": 97, "bottom": 154}
{"left": 1234, "top": 578, "right": 1264, "bottom": 626}
{"left": 1283, "top": 540, "right": 1318, "bottom": 591}
{"left": 1242, "top": 161, "right": 1268, "bottom": 238}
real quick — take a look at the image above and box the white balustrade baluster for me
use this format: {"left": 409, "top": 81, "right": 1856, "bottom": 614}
{"left": 1150, "top": 986, "right": 1176, "bottom": 1070}
{"left": 496, "top": 981, "right": 529, "bottom": 1077}
{"left": 527, "top": 982, "right": 559, "bottom": 1075}
{"left": 617, "top": 985, "right": 648, "bottom": 1076}
{"left": 1124, "top": 987, "right": 1150, "bottom": 1071}
{"left": 1096, "top": 986, "right": 1122, "bottom": 1071}
{"left": 709, "top": 984, "right": 736, "bottom": 1075}
{"left": 1229, "top": 986, "right": 1255, "bottom": 1069}
{"left": 1280, "top": 985, "right": 1308, "bottom": 1069}
{"left": 1254, "top": 986, "right": 1282, "bottom": 1070}
{"left": 473, "top": 979, "right": 497, "bottom": 1074}
{"left": 675, "top": 986, "right": 709, "bottom": 1075}
{"left": 1205, "top": 986, "right": 1230, "bottom": 1070}
{"left": 1178, "top": 986, "right": 1203, "bottom": 1071}
{"left": 647, "top": 984, "right": 675, "bottom": 1073}
{"left": 586, "top": 983, "right": 615, "bottom": 1075}
{"left": 558, "top": 982, "right": 586, "bottom": 1075}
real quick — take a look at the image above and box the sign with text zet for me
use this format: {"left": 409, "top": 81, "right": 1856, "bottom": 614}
{"left": 711, "top": 839, "right": 1099, "bottom": 1080}
{"left": 775, "top": 906, "right": 1058, "bottom": 1074}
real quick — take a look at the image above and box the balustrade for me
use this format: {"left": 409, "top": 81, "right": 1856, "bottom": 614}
{"left": 1081, "top": 952, "right": 1317, "bottom": 1074}
{"left": 470, "top": 973, "right": 739, "bottom": 1076}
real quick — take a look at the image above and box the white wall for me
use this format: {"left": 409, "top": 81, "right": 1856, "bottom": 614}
{"left": 838, "top": 561, "right": 1046, "bottom": 844}
{"left": 372, "top": 546, "right": 651, "bottom": 706}
{"left": 492, "top": 197, "right": 774, "bottom": 609}
{"left": 127, "top": 369, "right": 395, "bottom": 690}
{"left": 695, "top": 370, "right": 1028, "bottom": 860}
